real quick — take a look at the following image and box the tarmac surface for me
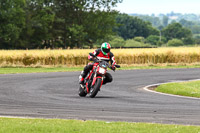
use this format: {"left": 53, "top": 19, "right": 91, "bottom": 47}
{"left": 0, "top": 68, "right": 200, "bottom": 125}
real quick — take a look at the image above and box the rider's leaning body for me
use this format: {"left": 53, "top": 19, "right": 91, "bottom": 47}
{"left": 79, "top": 42, "right": 117, "bottom": 85}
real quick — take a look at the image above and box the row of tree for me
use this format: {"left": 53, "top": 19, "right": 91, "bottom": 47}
{"left": 0, "top": 0, "right": 122, "bottom": 49}
{"left": 0, "top": 0, "right": 198, "bottom": 49}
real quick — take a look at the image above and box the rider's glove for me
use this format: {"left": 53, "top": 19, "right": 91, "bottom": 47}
{"left": 89, "top": 58, "right": 94, "bottom": 61}
{"left": 88, "top": 55, "right": 94, "bottom": 61}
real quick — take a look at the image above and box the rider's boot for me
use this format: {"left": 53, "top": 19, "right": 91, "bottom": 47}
{"left": 79, "top": 75, "right": 84, "bottom": 89}
{"left": 79, "top": 71, "right": 87, "bottom": 87}
{"left": 79, "top": 76, "right": 84, "bottom": 84}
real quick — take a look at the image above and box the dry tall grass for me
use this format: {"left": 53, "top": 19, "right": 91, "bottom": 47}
{"left": 1, "top": 48, "right": 200, "bottom": 67}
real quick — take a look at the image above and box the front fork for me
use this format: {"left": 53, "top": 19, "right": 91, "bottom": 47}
{"left": 86, "top": 73, "right": 96, "bottom": 93}
{"left": 86, "top": 73, "right": 104, "bottom": 93}
{"left": 91, "top": 73, "right": 104, "bottom": 92}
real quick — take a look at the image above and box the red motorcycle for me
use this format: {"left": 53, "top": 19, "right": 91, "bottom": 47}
{"left": 79, "top": 53, "right": 120, "bottom": 98}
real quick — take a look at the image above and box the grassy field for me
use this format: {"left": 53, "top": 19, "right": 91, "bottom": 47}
{"left": 0, "top": 67, "right": 83, "bottom": 74}
{"left": 0, "top": 117, "right": 200, "bottom": 133}
{"left": 1, "top": 47, "right": 200, "bottom": 67}
{"left": 155, "top": 80, "right": 200, "bottom": 98}
{"left": 1, "top": 64, "right": 200, "bottom": 74}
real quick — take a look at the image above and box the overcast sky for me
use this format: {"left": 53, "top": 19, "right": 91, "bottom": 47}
{"left": 114, "top": 0, "right": 200, "bottom": 15}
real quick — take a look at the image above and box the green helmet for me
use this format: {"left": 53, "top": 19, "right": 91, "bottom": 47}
{"left": 101, "top": 42, "right": 111, "bottom": 55}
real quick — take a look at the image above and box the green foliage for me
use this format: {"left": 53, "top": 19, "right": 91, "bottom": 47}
{"left": 133, "top": 37, "right": 145, "bottom": 43}
{"left": 114, "top": 14, "right": 158, "bottom": 40}
{"left": 131, "top": 12, "right": 200, "bottom": 28}
{"left": 147, "top": 25, "right": 160, "bottom": 36}
{"left": 135, "top": 15, "right": 161, "bottom": 27}
{"left": 182, "top": 37, "right": 195, "bottom": 45}
{"left": 21, "top": 0, "right": 55, "bottom": 49}
{"left": 69, "top": 24, "right": 87, "bottom": 48}
{"left": 146, "top": 35, "right": 167, "bottom": 46}
{"left": 2, "top": 1, "right": 198, "bottom": 49}
{"left": 179, "top": 19, "right": 194, "bottom": 28}
{"left": 83, "top": 10, "right": 119, "bottom": 47}
{"left": 193, "top": 35, "right": 200, "bottom": 44}
{"left": 0, "top": 0, "right": 25, "bottom": 49}
{"left": 109, "top": 36, "right": 125, "bottom": 47}
{"left": 195, "top": 39, "right": 200, "bottom": 44}
{"left": 146, "top": 35, "right": 160, "bottom": 46}
{"left": 162, "top": 16, "right": 169, "bottom": 27}
{"left": 124, "top": 39, "right": 152, "bottom": 47}
{"left": 0, "top": 0, "right": 123, "bottom": 49}
{"left": 179, "top": 19, "right": 200, "bottom": 34}
{"left": 162, "top": 23, "right": 192, "bottom": 41}
{"left": 130, "top": 13, "right": 200, "bottom": 46}
{"left": 167, "top": 39, "right": 184, "bottom": 46}
{"left": 191, "top": 25, "right": 200, "bottom": 34}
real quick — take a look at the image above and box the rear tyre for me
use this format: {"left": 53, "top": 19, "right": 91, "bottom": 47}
{"left": 78, "top": 86, "right": 87, "bottom": 97}
{"left": 89, "top": 78, "right": 102, "bottom": 98}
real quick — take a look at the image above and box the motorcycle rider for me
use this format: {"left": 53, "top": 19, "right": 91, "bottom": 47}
{"left": 79, "top": 42, "right": 116, "bottom": 85}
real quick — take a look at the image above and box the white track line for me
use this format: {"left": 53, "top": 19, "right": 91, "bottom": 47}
{"left": 143, "top": 79, "right": 200, "bottom": 100}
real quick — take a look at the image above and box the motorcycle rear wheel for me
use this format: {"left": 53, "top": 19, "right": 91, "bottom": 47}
{"left": 78, "top": 85, "right": 87, "bottom": 97}
{"left": 89, "top": 78, "right": 102, "bottom": 98}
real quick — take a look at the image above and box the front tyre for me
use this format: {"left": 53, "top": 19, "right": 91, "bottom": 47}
{"left": 78, "top": 85, "right": 87, "bottom": 97}
{"left": 89, "top": 78, "right": 102, "bottom": 98}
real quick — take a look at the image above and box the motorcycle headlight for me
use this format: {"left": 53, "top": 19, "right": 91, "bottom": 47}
{"left": 98, "top": 67, "right": 106, "bottom": 74}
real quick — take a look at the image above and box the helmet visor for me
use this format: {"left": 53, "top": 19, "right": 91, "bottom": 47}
{"left": 102, "top": 48, "right": 110, "bottom": 53}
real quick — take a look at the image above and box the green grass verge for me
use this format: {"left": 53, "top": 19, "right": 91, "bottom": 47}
{"left": 1, "top": 65, "right": 200, "bottom": 74}
{"left": 0, "top": 67, "right": 83, "bottom": 74}
{"left": 0, "top": 117, "right": 200, "bottom": 133}
{"left": 155, "top": 80, "right": 200, "bottom": 98}
{"left": 118, "top": 65, "right": 200, "bottom": 70}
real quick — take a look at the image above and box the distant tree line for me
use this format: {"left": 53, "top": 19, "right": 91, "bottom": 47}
{"left": 109, "top": 14, "right": 195, "bottom": 47}
{"left": 131, "top": 12, "right": 200, "bottom": 38}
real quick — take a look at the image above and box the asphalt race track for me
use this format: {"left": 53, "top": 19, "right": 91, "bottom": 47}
{"left": 1, "top": 68, "right": 200, "bottom": 125}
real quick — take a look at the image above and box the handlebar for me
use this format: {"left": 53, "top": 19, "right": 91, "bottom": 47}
{"left": 115, "top": 65, "right": 120, "bottom": 68}
{"left": 89, "top": 53, "right": 96, "bottom": 57}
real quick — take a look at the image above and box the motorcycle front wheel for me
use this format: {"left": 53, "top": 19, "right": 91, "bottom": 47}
{"left": 89, "top": 78, "right": 102, "bottom": 98}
